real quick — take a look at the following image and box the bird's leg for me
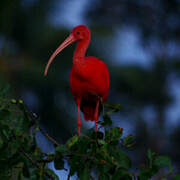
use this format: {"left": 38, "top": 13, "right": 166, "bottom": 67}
{"left": 94, "top": 100, "right": 100, "bottom": 132}
{"left": 100, "top": 97, "right": 104, "bottom": 116}
{"left": 76, "top": 99, "right": 81, "bottom": 136}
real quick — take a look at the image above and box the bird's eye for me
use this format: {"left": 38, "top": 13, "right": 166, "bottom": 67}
{"left": 76, "top": 31, "right": 80, "bottom": 35}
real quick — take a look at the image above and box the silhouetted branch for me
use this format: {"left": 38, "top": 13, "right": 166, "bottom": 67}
{"left": 39, "top": 126, "right": 60, "bottom": 146}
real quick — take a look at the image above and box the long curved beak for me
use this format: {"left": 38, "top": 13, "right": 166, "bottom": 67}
{"left": 44, "top": 33, "right": 76, "bottom": 76}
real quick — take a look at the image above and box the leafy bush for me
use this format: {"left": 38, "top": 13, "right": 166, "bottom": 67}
{"left": 0, "top": 84, "right": 179, "bottom": 180}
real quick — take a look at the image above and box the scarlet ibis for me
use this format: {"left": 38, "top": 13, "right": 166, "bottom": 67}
{"left": 44, "top": 25, "right": 110, "bottom": 135}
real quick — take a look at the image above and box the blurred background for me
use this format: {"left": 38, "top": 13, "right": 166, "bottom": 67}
{"left": 0, "top": 0, "right": 180, "bottom": 178}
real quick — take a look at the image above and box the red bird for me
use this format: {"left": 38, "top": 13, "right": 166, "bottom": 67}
{"left": 44, "top": 25, "right": 110, "bottom": 135}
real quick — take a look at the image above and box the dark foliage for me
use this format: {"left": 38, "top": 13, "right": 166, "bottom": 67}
{"left": 0, "top": 85, "right": 179, "bottom": 179}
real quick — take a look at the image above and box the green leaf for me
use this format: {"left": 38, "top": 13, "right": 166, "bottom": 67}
{"left": 0, "top": 137, "right": 3, "bottom": 149}
{"left": 0, "top": 84, "right": 10, "bottom": 97}
{"left": 105, "top": 127, "right": 123, "bottom": 143}
{"left": 68, "top": 157, "right": 79, "bottom": 176}
{"left": 116, "top": 150, "right": 131, "bottom": 169}
{"left": 44, "top": 168, "right": 59, "bottom": 180}
{"left": 11, "top": 99, "right": 17, "bottom": 104}
{"left": 18, "top": 99, "right": 23, "bottom": 104}
{"left": 69, "top": 135, "right": 91, "bottom": 154}
{"left": 123, "top": 134, "right": 135, "bottom": 148}
{"left": 154, "top": 155, "right": 173, "bottom": 173}
{"left": 66, "top": 135, "right": 79, "bottom": 148}
{"left": 105, "top": 103, "right": 123, "bottom": 113}
{"left": 18, "top": 171, "right": 23, "bottom": 180}
{"left": 22, "top": 162, "right": 30, "bottom": 178}
{"left": 99, "top": 173, "right": 110, "bottom": 180}
{"left": 56, "top": 145, "right": 68, "bottom": 154}
{"left": 138, "top": 167, "right": 156, "bottom": 180}
{"left": 147, "top": 149, "right": 155, "bottom": 168}
{"left": 112, "top": 168, "right": 132, "bottom": 180}
{"left": 44, "top": 154, "right": 55, "bottom": 163}
{"left": 98, "top": 139, "right": 106, "bottom": 145}
{"left": 29, "top": 169, "right": 39, "bottom": 180}
{"left": 54, "top": 155, "right": 64, "bottom": 170}
{"left": 102, "top": 113, "right": 112, "bottom": 126}
{"left": 0, "top": 109, "right": 10, "bottom": 121}
{"left": 97, "top": 131, "right": 104, "bottom": 139}
{"left": 154, "top": 155, "right": 171, "bottom": 167}
{"left": 2, "top": 128, "right": 9, "bottom": 139}
{"left": 110, "top": 127, "right": 123, "bottom": 139}
{"left": 173, "top": 174, "right": 180, "bottom": 180}
{"left": 79, "top": 167, "right": 90, "bottom": 180}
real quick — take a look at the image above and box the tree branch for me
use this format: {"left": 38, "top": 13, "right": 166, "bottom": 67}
{"left": 39, "top": 126, "right": 60, "bottom": 146}
{"left": 19, "top": 148, "right": 55, "bottom": 180}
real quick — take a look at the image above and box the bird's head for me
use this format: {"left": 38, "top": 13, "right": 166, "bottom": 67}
{"left": 72, "top": 25, "right": 90, "bottom": 41}
{"left": 44, "top": 25, "right": 90, "bottom": 76}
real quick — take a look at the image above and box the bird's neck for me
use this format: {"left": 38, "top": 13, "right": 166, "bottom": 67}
{"left": 73, "top": 39, "right": 90, "bottom": 65}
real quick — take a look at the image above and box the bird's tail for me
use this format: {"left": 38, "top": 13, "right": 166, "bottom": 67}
{"left": 80, "top": 101, "right": 102, "bottom": 121}
{"left": 82, "top": 105, "right": 96, "bottom": 121}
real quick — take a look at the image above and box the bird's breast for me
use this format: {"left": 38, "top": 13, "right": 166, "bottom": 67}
{"left": 69, "top": 57, "right": 109, "bottom": 102}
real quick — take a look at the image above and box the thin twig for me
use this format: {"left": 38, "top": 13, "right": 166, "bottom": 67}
{"left": 19, "top": 148, "right": 40, "bottom": 169}
{"left": 19, "top": 148, "right": 55, "bottom": 180}
{"left": 39, "top": 126, "right": 60, "bottom": 146}
{"left": 27, "top": 109, "right": 60, "bottom": 146}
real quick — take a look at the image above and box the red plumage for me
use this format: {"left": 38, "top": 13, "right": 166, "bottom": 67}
{"left": 44, "top": 25, "right": 110, "bottom": 135}
{"left": 70, "top": 57, "right": 109, "bottom": 120}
